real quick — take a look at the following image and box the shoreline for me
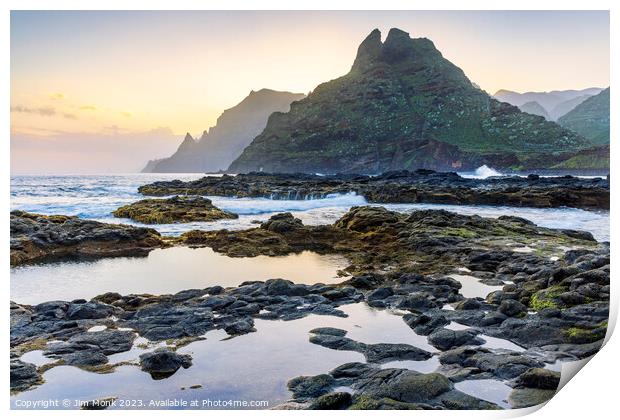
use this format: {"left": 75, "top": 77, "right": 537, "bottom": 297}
{"left": 10, "top": 206, "right": 610, "bottom": 409}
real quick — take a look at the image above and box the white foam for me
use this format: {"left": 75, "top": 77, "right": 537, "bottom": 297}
{"left": 459, "top": 165, "right": 504, "bottom": 179}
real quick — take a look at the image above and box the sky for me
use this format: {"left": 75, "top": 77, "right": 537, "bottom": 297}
{"left": 10, "top": 10, "right": 610, "bottom": 174}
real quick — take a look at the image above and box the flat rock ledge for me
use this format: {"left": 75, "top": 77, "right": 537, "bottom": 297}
{"left": 112, "top": 195, "right": 238, "bottom": 224}
{"left": 137, "top": 170, "right": 609, "bottom": 210}
{"left": 287, "top": 365, "right": 500, "bottom": 410}
{"left": 10, "top": 211, "right": 164, "bottom": 266}
{"left": 9, "top": 208, "right": 609, "bottom": 409}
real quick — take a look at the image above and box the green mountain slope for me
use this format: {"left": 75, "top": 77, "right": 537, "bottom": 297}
{"left": 519, "top": 101, "right": 550, "bottom": 120}
{"left": 229, "top": 28, "right": 592, "bottom": 174}
{"left": 558, "top": 88, "right": 610, "bottom": 146}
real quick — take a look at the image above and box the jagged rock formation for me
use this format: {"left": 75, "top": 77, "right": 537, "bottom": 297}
{"left": 558, "top": 88, "right": 610, "bottom": 146}
{"left": 137, "top": 171, "right": 610, "bottom": 210}
{"left": 229, "top": 28, "right": 593, "bottom": 174}
{"left": 10, "top": 211, "right": 164, "bottom": 266}
{"left": 518, "top": 101, "right": 550, "bottom": 120}
{"left": 143, "top": 89, "right": 305, "bottom": 173}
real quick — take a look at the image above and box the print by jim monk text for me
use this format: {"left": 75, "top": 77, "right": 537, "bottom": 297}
{"left": 13, "top": 398, "right": 270, "bottom": 409}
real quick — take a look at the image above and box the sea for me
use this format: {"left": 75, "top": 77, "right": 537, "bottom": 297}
{"left": 9, "top": 168, "right": 609, "bottom": 409}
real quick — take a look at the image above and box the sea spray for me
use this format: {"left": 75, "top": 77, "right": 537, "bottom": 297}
{"left": 459, "top": 165, "right": 504, "bottom": 179}
{"left": 210, "top": 192, "right": 367, "bottom": 215}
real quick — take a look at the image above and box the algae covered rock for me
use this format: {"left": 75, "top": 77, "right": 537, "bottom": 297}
{"left": 112, "top": 195, "right": 238, "bottom": 224}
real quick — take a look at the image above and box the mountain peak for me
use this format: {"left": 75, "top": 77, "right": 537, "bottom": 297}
{"left": 352, "top": 27, "right": 443, "bottom": 70}
{"left": 351, "top": 28, "right": 382, "bottom": 71}
{"left": 381, "top": 28, "right": 415, "bottom": 63}
{"left": 229, "top": 29, "right": 592, "bottom": 174}
{"left": 384, "top": 27, "right": 410, "bottom": 45}
{"left": 176, "top": 132, "right": 197, "bottom": 153}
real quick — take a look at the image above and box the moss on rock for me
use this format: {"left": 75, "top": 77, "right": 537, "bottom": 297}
{"left": 112, "top": 196, "right": 238, "bottom": 224}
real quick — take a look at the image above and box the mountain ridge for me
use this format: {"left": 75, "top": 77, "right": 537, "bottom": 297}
{"left": 142, "top": 89, "right": 305, "bottom": 173}
{"left": 493, "top": 87, "right": 603, "bottom": 121}
{"left": 229, "top": 28, "right": 595, "bottom": 174}
{"left": 558, "top": 87, "right": 610, "bottom": 146}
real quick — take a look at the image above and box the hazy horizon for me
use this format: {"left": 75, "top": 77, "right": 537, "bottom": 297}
{"left": 11, "top": 10, "right": 610, "bottom": 174}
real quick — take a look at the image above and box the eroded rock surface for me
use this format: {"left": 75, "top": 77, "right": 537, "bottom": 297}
{"left": 139, "top": 348, "right": 193, "bottom": 379}
{"left": 10, "top": 211, "right": 164, "bottom": 266}
{"left": 138, "top": 171, "right": 609, "bottom": 209}
{"left": 112, "top": 195, "right": 238, "bottom": 224}
{"left": 9, "top": 207, "right": 609, "bottom": 408}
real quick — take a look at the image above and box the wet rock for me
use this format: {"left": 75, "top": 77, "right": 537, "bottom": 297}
{"left": 490, "top": 302, "right": 609, "bottom": 348}
{"left": 403, "top": 313, "right": 449, "bottom": 335}
{"left": 509, "top": 387, "right": 556, "bottom": 408}
{"left": 139, "top": 348, "right": 193, "bottom": 380}
{"left": 498, "top": 299, "right": 527, "bottom": 317}
{"left": 349, "top": 368, "right": 499, "bottom": 409}
{"left": 264, "top": 278, "right": 311, "bottom": 297}
{"left": 308, "top": 392, "right": 352, "bottom": 409}
{"left": 122, "top": 302, "right": 216, "bottom": 341}
{"left": 44, "top": 329, "right": 135, "bottom": 366}
{"left": 330, "top": 362, "right": 374, "bottom": 379}
{"left": 112, "top": 196, "right": 238, "bottom": 224}
{"left": 10, "top": 359, "right": 43, "bottom": 392}
{"left": 479, "top": 311, "right": 508, "bottom": 326}
{"left": 395, "top": 293, "right": 438, "bottom": 312}
{"left": 378, "top": 372, "right": 453, "bottom": 403}
{"left": 348, "top": 395, "right": 425, "bottom": 410}
{"left": 288, "top": 374, "right": 335, "bottom": 399}
{"left": 138, "top": 172, "right": 609, "bottom": 210}
{"left": 367, "top": 287, "right": 394, "bottom": 301}
{"left": 309, "top": 327, "right": 347, "bottom": 337}
{"left": 223, "top": 318, "right": 255, "bottom": 335}
{"left": 66, "top": 302, "right": 115, "bottom": 320}
{"left": 454, "top": 298, "right": 482, "bottom": 310}
{"left": 309, "top": 331, "right": 431, "bottom": 363}
{"left": 61, "top": 351, "right": 109, "bottom": 366}
{"left": 363, "top": 343, "right": 432, "bottom": 363}
{"left": 439, "top": 347, "right": 544, "bottom": 380}
{"left": 346, "top": 273, "right": 385, "bottom": 289}
{"left": 514, "top": 368, "right": 561, "bottom": 390}
{"left": 335, "top": 207, "right": 400, "bottom": 232}
{"left": 260, "top": 212, "right": 304, "bottom": 233}
{"left": 428, "top": 328, "right": 484, "bottom": 350}
{"left": 10, "top": 211, "right": 164, "bottom": 266}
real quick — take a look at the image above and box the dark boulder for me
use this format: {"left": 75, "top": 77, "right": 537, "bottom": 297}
{"left": 139, "top": 348, "right": 193, "bottom": 380}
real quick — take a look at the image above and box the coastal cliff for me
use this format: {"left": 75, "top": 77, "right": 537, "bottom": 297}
{"left": 229, "top": 28, "right": 597, "bottom": 174}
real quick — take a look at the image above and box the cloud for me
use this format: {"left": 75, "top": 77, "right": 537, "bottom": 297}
{"left": 11, "top": 105, "right": 56, "bottom": 117}
{"left": 79, "top": 105, "right": 97, "bottom": 111}
{"left": 120, "top": 111, "right": 133, "bottom": 118}
{"left": 49, "top": 93, "right": 64, "bottom": 100}
{"left": 62, "top": 113, "right": 78, "bottom": 120}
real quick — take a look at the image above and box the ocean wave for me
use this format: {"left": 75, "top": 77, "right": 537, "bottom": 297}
{"left": 458, "top": 165, "right": 504, "bottom": 179}
{"left": 210, "top": 192, "right": 367, "bottom": 215}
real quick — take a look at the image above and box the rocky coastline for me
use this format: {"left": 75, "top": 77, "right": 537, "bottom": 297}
{"left": 112, "top": 195, "right": 238, "bottom": 224}
{"left": 10, "top": 211, "right": 165, "bottom": 266}
{"left": 137, "top": 170, "right": 610, "bottom": 210}
{"left": 10, "top": 205, "right": 609, "bottom": 409}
